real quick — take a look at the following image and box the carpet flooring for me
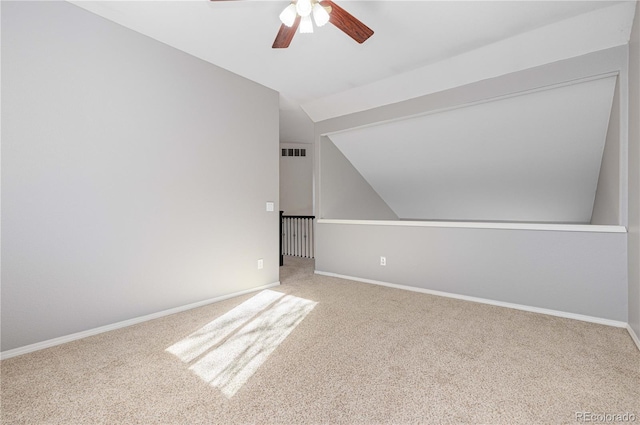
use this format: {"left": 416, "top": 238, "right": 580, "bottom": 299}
{"left": 1, "top": 256, "right": 639, "bottom": 424}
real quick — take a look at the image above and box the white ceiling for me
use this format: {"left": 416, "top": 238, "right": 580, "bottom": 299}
{"left": 70, "top": 1, "right": 635, "bottom": 132}
{"left": 328, "top": 76, "right": 617, "bottom": 223}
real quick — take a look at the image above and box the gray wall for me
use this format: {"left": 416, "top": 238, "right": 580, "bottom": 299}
{"left": 320, "top": 137, "right": 398, "bottom": 220}
{"left": 314, "top": 47, "right": 630, "bottom": 324}
{"left": 316, "top": 223, "right": 627, "bottom": 321}
{"left": 280, "top": 107, "right": 314, "bottom": 144}
{"left": 280, "top": 142, "right": 313, "bottom": 216}
{"left": 628, "top": 3, "right": 640, "bottom": 342}
{"left": 1, "top": 2, "right": 280, "bottom": 352}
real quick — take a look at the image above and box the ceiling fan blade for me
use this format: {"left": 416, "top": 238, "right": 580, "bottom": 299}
{"left": 321, "top": 0, "right": 373, "bottom": 44}
{"left": 272, "top": 16, "right": 301, "bottom": 48}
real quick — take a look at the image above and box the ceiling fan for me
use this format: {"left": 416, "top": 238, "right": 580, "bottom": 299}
{"left": 210, "top": 0, "right": 374, "bottom": 49}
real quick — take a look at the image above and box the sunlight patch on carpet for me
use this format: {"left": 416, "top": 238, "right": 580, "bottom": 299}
{"left": 166, "top": 290, "right": 317, "bottom": 398}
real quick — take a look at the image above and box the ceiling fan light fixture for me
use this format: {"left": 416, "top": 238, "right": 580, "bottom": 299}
{"left": 296, "top": 0, "right": 313, "bottom": 17}
{"left": 279, "top": 3, "right": 297, "bottom": 27}
{"left": 299, "top": 14, "right": 314, "bottom": 33}
{"left": 312, "top": 3, "right": 330, "bottom": 27}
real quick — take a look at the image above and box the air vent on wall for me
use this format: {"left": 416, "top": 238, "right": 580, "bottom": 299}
{"left": 282, "top": 148, "right": 306, "bottom": 157}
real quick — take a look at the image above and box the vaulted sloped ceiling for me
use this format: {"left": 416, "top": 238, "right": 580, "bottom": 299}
{"left": 328, "top": 75, "right": 617, "bottom": 223}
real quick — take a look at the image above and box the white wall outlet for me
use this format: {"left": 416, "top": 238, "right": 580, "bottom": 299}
{"left": 266, "top": 202, "right": 274, "bottom": 212}
{"left": 380, "top": 256, "right": 386, "bottom": 266}
{"left": 258, "top": 259, "right": 264, "bottom": 269}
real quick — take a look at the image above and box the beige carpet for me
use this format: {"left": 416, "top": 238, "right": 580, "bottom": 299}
{"left": 2, "top": 256, "right": 639, "bottom": 424}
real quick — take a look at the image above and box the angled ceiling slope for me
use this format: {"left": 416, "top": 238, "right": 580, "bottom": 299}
{"left": 328, "top": 75, "right": 617, "bottom": 224}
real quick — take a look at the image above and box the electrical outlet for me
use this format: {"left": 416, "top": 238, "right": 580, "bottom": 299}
{"left": 266, "top": 202, "right": 274, "bottom": 212}
{"left": 258, "top": 259, "right": 264, "bottom": 269}
{"left": 380, "top": 256, "right": 386, "bottom": 266}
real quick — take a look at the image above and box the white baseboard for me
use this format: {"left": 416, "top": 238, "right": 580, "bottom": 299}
{"left": 0, "top": 282, "right": 280, "bottom": 360}
{"left": 315, "top": 270, "right": 629, "bottom": 329}
{"left": 626, "top": 324, "right": 640, "bottom": 351}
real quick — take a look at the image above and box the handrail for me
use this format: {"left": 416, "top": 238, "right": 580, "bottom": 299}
{"left": 315, "top": 218, "right": 626, "bottom": 233}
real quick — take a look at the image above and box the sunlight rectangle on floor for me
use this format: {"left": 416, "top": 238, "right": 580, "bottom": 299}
{"left": 167, "top": 290, "right": 317, "bottom": 398}
{"left": 166, "top": 290, "right": 285, "bottom": 363}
